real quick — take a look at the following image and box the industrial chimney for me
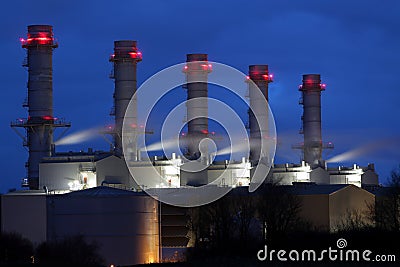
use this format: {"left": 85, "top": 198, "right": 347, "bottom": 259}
{"left": 247, "top": 65, "right": 273, "bottom": 163}
{"left": 183, "top": 54, "right": 211, "bottom": 159}
{"left": 299, "top": 74, "right": 326, "bottom": 168}
{"left": 109, "top": 41, "right": 142, "bottom": 158}
{"left": 11, "top": 25, "right": 69, "bottom": 189}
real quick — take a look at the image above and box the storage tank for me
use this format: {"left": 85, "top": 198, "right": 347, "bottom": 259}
{"left": 47, "top": 187, "right": 160, "bottom": 265}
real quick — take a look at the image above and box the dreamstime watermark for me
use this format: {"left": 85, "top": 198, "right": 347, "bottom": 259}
{"left": 257, "top": 238, "right": 396, "bottom": 262}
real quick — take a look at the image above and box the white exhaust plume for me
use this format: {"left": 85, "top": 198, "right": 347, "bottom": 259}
{"left": 326, "top": 136, "right": 400, "bottom": 163}
{"left": 55, "top": 127, "right": 101, "bottom": 145}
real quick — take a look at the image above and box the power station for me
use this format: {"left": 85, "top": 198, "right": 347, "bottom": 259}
{"left": 2, "top": 25, "right": 379, "bottom": 265}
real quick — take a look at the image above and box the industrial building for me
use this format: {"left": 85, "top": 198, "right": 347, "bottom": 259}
{"left": 1, "top": 25, "right": 380, "bottom": 265}
{"left": 286, "top": 183, "right": 375, "bottom": 232}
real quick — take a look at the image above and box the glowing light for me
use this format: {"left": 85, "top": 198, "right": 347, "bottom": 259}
{"left": 23, "top": 34, "right": 54, "bottom": 46}
{"left": 246, "top": 75, "right": 250, "bottom": 80}
{"left": 128, "top": 51, "right": 142, "bottom": 60}
{"left": 42, "top": 116, "right": 53, "bottom": 120}
{"left": 131, "top": 123, "right": 137, "bottom": 128}
{"left": 299, "top": 85, "right": 303, "bottom": 89}
{"left": 200, "top": 64, "right": 212, "bottom": 71}
{"left": 201, "top": 129, "right": 208, "bottom": 134}
{"left": 262, "top": 74, "right": 273, "bottom": 81}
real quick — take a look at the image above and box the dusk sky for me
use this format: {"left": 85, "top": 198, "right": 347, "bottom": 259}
{"left": 1, "top": 0, "right": 399, "bottom": 192}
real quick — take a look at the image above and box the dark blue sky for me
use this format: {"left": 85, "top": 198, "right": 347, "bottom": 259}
{"left": 1, "top": 0, "right": 399, "bottom": 192}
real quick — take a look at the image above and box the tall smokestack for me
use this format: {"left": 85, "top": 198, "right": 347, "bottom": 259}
{"left": 299, "top": 74, "right": 325, "bottom": 168}
{"left": 183, "top": 54, "right": 211, "bottom": 159}
{"left": 109, "top": 41, "right": 141, "bottom": 158}
{"left": 12, "top": 25, "right": 69, "bottom": 189}
{"left": 247, "top": 65, "right": 273, "bottom": 163}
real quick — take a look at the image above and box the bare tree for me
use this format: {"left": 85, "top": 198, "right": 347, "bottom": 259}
{"left": 256, "top": 181, "right": 304, "bottom": 243}
{"left": 231, "top": 193, "right": 257, "bottom": 245}
{"left": 336, "top": 208, "right": 374, "bottom": 231}
{"left": 373, "top": 166, "right": 400, "bottom": 231}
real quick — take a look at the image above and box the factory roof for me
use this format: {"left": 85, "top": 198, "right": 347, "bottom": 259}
{"left": 285, "top": 183, "right": 366, "bottom": 195}
{"left": 3, "top": 189, "right": 46, "bottom": 196}
{"left": 226, "top": 184, "right": 355, "bottom": 196}
{"left": 42, "top": 151, "right": 113, "bottom": 163}
{"left": 363, "top": 185, "right": 398, "bottom": 197}
{"left": 61, "top": 186, "right": 146, "bottom": 197}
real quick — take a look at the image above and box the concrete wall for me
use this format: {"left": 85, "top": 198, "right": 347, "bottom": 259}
{"left": 329, "top": 185, "right": 375, "bottom": 231}
{"left": 362, "top": 170, "right": 379, "bottom": 185}
{"left": 297, "top": 194, "right": 330, "bottom": 231}
{"left": 96, "top": 155, "right": 136, "bottom": 188}
{"left": 310, "top": 167, "right": 330, "bottom": 184}
{"left": 1, "top": 193, "right": 46, "bottom": 245}
{"left": 40, "top": 161, "right": 94, "bottom": 190}
{"left": 296, "top": 185, "right": 375, "bottom": 231}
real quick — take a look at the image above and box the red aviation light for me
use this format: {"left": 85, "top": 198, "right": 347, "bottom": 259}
{"left": 201, "top": 64, "right": 212, "bottom": 71}
{"left": 129, "top": 51, "right": 142, "bottom": 60}
{"left": 42, "top": 116, "right": 53, "bottom": 120}
{"left": 249, "top": 72, "right": 273, "bottom": 82}
{"left": 22, "top": 32, "right": 54, "bottom": 46}
{"left": 201, "top": 129, "right": 208, "bottom": 134}
{"left": 262, "top": 73, "right": 273, "bottom": 81}
{"left": 320, "top": 83, "right": 326, "bottom": 89}
{"left": 183, "top": 62, "right": 212, "bottom": 72}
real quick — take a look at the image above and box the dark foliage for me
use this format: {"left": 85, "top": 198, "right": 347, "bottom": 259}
{"left": 0, "top": 232, "right": 33, "bottom": 264}
{"left": 35, "top": 235, "right": 103, "bottom": 266}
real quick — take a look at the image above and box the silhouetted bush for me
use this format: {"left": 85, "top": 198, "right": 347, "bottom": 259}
{"left": 36, "top": 235, "right": 103, "bottom": 266}
{"left": 0, "top": 232, "right": 34, "bottom": 264}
